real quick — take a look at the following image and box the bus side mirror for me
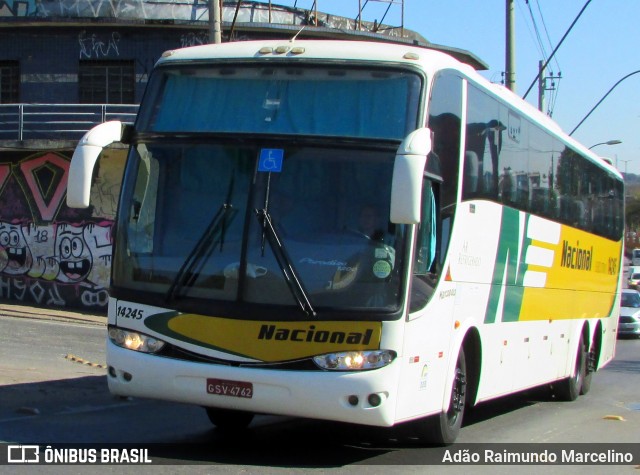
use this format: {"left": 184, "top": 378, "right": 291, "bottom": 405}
{"left": 390, "top": 127, "right": 432, "bottom": 224}
{"left": 67, "top": 121, "right": 125, "bottom": 208}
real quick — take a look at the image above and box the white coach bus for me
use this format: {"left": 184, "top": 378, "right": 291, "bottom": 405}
{"left": 67, "top": 39, "right": 623, "bottom": 444}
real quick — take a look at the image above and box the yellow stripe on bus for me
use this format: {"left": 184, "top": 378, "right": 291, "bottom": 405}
{"left": 165, "top": 314, "right": 382, "bottom": 362}
{"left": 520, "top": 287, "right": 617, "bottom": 321}
{"left": 520, "top": 225, "right": 621, "bottom": 321}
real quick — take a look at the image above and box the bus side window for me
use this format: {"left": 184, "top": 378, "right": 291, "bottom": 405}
{"left": 410, "top": 179, "right": 438, "bottom": 312}
{"left": 129, "top": 149, "right": 159, "bottom": 254}
{"left": 463, "top": 150, "right": 479, "bottom": 198}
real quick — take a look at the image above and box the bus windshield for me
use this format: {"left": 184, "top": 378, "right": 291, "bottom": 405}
{"left": 136, "top": 64, "right": 421, "bottom": 140}
{"left": 113, "top": 139, "right": 409, "bottom": 318}
{"left": 111, "top": 64, "right": 422, "bottom": 319}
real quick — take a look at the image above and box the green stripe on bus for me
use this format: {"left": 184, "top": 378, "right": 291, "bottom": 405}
{"left": 484, "top": 207, "right": 528, "bottom": 323}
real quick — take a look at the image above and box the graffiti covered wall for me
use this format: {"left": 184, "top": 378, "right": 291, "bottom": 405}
{"left": 0, "top": 0, "right": 422, "bottom": 42}
{"left": 0, "top": 0, "right": 355, "bottom": 30}
{"left": 0, "top": 148, "right": 126, "bottom": 311}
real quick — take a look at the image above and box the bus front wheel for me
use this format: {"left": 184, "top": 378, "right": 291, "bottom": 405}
{"left": 205, "top": 407, "right": 254, "bottom": 431}
{"left": 418, "top": 348, "right": 467, "bottom": 445}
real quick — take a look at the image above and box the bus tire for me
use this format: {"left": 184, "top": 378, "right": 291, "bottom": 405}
{"left": 580, "top": 338, "right": 597, "bottom": 395}
{"left": 580, "top": 365, "right": 592, "bottom": 395}
{"left": 419, "top": 348, "right": 467, "bottom": 444}
{"left": 581, "top": 325, "right": 602, "bottom": 396}
{"left": 205, "top": 408, "right": 254, "bottom": 431}
{"left": 555, "top": 335, "right": 587, "bottom": 401}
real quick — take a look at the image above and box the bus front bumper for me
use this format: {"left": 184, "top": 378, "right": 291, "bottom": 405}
{"left": 106, "top": 340, "right": 401, "bottom": 427}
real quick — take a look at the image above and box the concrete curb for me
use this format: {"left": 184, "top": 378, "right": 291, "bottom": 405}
{"left": 0, "top": 303, "right": 106, "bottom": 326}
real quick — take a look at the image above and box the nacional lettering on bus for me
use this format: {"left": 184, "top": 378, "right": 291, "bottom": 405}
{"left": 560, "top": 240, "right": 593, "bottom": 271}
{"left": 258, "top": 324, "right": 374, "bottom": 345}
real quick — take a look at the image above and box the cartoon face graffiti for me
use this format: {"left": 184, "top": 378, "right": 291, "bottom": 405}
{"left": 0, "top": 222, "right": 33, "bottom": 275}
{"left": 56, "top": 225, "right": 93, "bottom": 282}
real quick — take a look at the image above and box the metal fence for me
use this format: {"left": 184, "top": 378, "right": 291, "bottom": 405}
{"left": 0, "top": 104, "right": 139, "bottom": 141}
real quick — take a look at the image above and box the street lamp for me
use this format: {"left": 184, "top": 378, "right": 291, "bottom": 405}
{"left": 588, "top": 140, "right": 622, "bottom": 150}
{"left": 570, "top": 70, "right": 640, "bottom": 135}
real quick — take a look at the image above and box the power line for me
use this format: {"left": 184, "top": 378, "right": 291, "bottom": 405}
{"left": 545, "top": 71, "right": 562, "bottom": 117}
{"left": 525, "top": 0, "right": 549, "bottom": 61}
{"left": 533, "top": 0, "right": 562, "bottom": 116}
{"left": 533, "top": 0, "right": 562, "bottom": 73}
{"left": 516, "top": 0, "right": 544, "bottom": 61}
{"left": 522, "top": 0, "right": 592, "bottom": 100}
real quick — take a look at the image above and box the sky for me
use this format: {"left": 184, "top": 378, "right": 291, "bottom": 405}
{"left": 274, "top": 1, "right": 640, "bottom": 175}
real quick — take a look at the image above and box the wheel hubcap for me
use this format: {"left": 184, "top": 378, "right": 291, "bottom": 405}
{"left": 448, "top": 368, "right": 466, "bottom": 422}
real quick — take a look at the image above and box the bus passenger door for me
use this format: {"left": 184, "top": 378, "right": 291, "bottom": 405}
{"left": 396, "top": 175, "right": 459, "bottom": 421}
{"left": 410, "top": 178, "right": 438, "bottom": 312}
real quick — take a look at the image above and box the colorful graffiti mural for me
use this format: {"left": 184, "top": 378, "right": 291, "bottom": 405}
{"left": 0, "top": 150, "right": 124, "bottom": 311}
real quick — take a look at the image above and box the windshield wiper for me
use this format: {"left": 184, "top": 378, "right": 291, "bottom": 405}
{"left": 255, "top": 208, "right": 316, "bottom": 317}
{"left": 165, "top": 204, "right": 236, "bottom": 302}
{"left": 166, "top": 176, "right": 236, "bottom": 303}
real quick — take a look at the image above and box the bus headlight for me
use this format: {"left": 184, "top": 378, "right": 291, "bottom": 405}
{"left": 108, "top": 327, "right": 166, "bottom": 354}
{"left": 313, "top": 350, "right": 396, "bottom": 371}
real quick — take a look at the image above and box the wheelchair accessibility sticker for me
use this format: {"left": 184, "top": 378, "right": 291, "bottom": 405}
{"left": 258, "top": 149, "right": 284, "bottom": 173}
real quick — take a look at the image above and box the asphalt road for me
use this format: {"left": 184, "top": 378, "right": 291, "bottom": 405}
{"left": 0, "top": 313, "right": 638, "bottom": 474}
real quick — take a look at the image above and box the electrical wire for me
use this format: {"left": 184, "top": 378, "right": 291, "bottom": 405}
{"left": 534, "top": 0, "right": 562, "bottom": 74}
{"left": 520, "top": 0, "right": 562, "bottom": 116}
{"left": 523, "top": 0, "right": 592, "bottom": 100}
{"left": 533, "top": 0, "right": 562, "bottom": 116}
{"left": 524, "top": 0, "right": 549, "bottom": 62}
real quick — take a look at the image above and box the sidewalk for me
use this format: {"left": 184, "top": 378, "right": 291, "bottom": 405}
{"left": 0, "top": 302, "right": 106, "bottom": 326}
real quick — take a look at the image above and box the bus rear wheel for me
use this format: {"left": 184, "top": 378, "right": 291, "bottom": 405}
{"left": 580, "top": 333, "right": 598, "bottom": 396}
{"left": 418, "top": 348, "right": 467, "bottom": 445}
{"left": 205, "top": 408, "right": 254, "bottom": 431}
{"left": 555, "top": 335, "right": 587, "bottom": 401}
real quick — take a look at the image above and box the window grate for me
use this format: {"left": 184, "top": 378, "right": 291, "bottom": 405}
{"left": 79, "top": 60, "right": 135, "bottom": 104}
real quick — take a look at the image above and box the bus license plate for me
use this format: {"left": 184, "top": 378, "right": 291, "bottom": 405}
{"left": 207, "top": 378, "right": 253, "bottom": 399}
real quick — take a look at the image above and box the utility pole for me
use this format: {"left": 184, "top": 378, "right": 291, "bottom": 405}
{"left": 537, "top": 60, "right": 545, "bottom": 112}
{"left": 209, "top": 0, "right": 222, "bottom": 44}
{"left": 505, "top": 0, "right": 516, "bottom": 92}
{"left": 620, "top": 159, "right": 631, "bottom": 176}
